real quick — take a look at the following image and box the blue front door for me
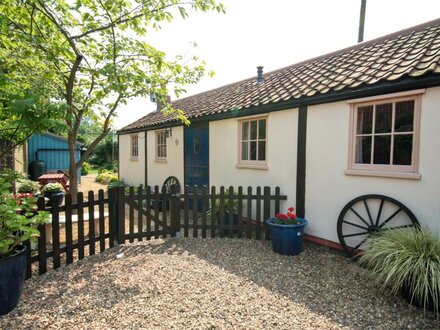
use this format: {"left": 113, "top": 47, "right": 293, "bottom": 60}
{"left": 184, "top": 122, "right": 209, "bottom": 190}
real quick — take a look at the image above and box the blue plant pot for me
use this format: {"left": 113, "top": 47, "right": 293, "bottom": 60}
{"left": 266, "top": 218, "right": 308, "bottom": 255}
{"left": 0, "top": 245, "right": 27, "bottom": 315}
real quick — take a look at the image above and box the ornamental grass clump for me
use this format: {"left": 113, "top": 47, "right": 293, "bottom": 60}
{"left": 358, "top": 228, "right": 440, "bottom": 316}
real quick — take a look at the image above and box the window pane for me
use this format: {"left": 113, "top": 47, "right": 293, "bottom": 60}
{"left": 393, "top": 134, "right": 413, "bottom": 165}
{"left": 258, "top": 141, "right": 266, "bottom": 161}
{"left": 194, "top": 137, "right": 200, "bottom": 154}
{"left": 395, "top": 100, "right": 414, "bottom": 132}
{"left": 157, "top": 145, "right": 161, "bottom": 157}
{"left": 374, "top": 103, "right": 392, "bottom": 133}
{"left": 355, "top": 136, "right": 371, "bottom": 164}
{"left": 250, "top": 141, "right": 257, "bottom": 160}
{"left": 356, "top": 106, "right": 373, "bottom": 134}
{"left": 373, "top": 135, "right": 391, "bottom": 164}
{"left": 163, "top": 145, "right": 167, "bottom": 158}
{"left": 242, "top": 122, "right": 249, "bottom": 140}
{"left": 250, "top": 121, "right": 257, "bottom": 140}
{"left": 241, "top": 142, "right": 248, "bottom": 160}
{"left": 258, "top": 120, "right": 266, "bottom": 139}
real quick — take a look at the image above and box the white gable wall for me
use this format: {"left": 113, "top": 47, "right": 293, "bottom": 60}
{"left": 146, "top": 126, "right": 184, "bottom": 188}
{"left": 119, "top": 131, "right": 145, "bottom": 186}
{"left": 306, "top": 86, "right": 440, "bottom": 243}
{"left": 210, "top": 108, "right": 298, "bottom": 211}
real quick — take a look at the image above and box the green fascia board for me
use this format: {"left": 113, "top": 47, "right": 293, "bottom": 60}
{"left": 118, "top": 73, "right": 440, "bottom": 135}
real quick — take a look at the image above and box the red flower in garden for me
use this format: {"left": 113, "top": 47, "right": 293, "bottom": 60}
{"left": 274, "top": 207, "right": 299, "bottom": 225}
{"left": 275, "top": 213, "right": 288, "bottom": 220}
{"left": 287, "top": 212, "right": 296, "bottom": 219}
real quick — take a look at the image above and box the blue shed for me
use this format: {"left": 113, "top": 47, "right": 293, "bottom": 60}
{"left": 27, "top": 132, "right": 82, "bottom": 181}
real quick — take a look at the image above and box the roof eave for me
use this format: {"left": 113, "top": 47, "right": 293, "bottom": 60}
{"left": 118, "top": 73, "right": 440, "bottom": 134}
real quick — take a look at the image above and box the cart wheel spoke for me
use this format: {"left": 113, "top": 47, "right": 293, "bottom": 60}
{"left": 349, "top": 207, "right": 370, "bottom": 228}
{"left": 379, "top": 208, "right": 402, "bottom": 228}
{"left": 342, "top": 231, "right": 369, "bottom": 238}
{"left": 374, "top": 199, "right": 385, "bottom": 227}
{"left": 363, "top": 199, "right": 374, "bottom": 226}
{"left": 342, "top": 220, "right": 368, "bottom": 231}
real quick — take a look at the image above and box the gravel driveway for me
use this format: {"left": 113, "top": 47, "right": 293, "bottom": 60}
{"left": 0, "top": 238, "right": 437, "bottom": 329}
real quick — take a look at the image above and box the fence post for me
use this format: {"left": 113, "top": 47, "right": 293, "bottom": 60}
{"left": 263, "top": 186, "right": 271, "bottom": 240}
{"left": 108, "top": 187, "right": 117, "bottom": 247}
{"left": 117, "top": 185, "right": 126, "bottom": 245}
{"left": 170, "top": 184, "right": 181, "bottom": 237}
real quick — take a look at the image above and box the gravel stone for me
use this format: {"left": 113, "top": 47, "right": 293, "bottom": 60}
{"left": 0, "top": 238, "right": 437, "bottom": 329}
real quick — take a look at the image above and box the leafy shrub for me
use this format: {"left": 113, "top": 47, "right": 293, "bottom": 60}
{"left": 358, "top": 228, "right": 440, "bottom": 315}
{"left": 96, "top": 170, "right": 118, "bottom": 184}
{"left": 81, "top": 161, "right": 92, "bottom": 175}
{"left": 41, "top": 182, "right": 65, "bottom": 194}
{"left": 17, "top": 179, "right": 40, "bottom": 194}
{"left": 210, "top": 188, "right": 239, "bottom": 215}
{"left": 0, "top": 171, "right": 49, "bottom": 257}
{"left": 108, "top": 180, "right": 127, "bottom": 189}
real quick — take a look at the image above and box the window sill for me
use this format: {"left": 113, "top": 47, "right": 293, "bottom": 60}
{"left": 344, "top": 169, "right": 421, "bottom": 180}
{"left": 236, "top": 163, "right": 268, "bottom": 170}
{"left": 155, "top": 159, "right": 167, "bottom": 164}
{"left": 130, "top": 157, "right": 138, "bottom": 161}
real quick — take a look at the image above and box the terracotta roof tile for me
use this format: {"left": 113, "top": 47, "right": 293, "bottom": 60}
{"left": 120, "top": 19, "right": 440, "bottom": 133}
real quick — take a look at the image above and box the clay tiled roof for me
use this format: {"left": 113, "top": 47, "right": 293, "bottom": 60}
{"left": 119, "top": 19, "right": 440, "bottom": 133}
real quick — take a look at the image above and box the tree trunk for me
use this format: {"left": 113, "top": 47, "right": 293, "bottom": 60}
{"left": 68, "top": 131, "right": 78, "bottom": 203}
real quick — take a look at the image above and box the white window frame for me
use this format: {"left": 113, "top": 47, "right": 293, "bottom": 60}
{"left": 237, "top": 115, "right": 268, "bottom": 170}
{"left": 130, "top": 134, "right": 139, "bottom": 160}
{"left": 346, "top": 90, "right": 423, "bottom": 180}
{"left": 155, "top": 130, "right": 167, "bottom": 162}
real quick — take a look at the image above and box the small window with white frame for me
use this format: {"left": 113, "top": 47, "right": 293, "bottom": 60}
{"left": 156, "top": 130, "right": 167, "bottom": 160}
{"left": 347, "top": 92, "right": 422, "bottom": 179}
{"left": 238, "top": 116, "right": 267, "bottom": 168}
{"left": 130, "top": 134, "right": 138, "bottom": 160}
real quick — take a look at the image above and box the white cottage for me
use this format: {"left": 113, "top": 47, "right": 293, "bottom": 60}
{"left": 118, "top": 19, "right": 440, "bottom": 251}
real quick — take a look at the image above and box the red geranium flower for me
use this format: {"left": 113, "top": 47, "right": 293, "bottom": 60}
{"left": 274, "top": 206, "right": 299, "bottom": 225}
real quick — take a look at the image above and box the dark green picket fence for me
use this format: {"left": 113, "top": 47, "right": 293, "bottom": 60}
{"left": 25, "top": 185, "right": 286, "bottom": 279}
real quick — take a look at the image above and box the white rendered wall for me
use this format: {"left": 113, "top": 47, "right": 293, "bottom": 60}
{"left": 118, "top": 132, "right": 145, "bottom": 186}
{"left": 147, "top": 126, "right": 184, "bottom": 188}
{"left": 210, "top": 108, "right": 298, "bottom": 211}
{"left": 306, "top": 87, "right": 440, "bottom": 243}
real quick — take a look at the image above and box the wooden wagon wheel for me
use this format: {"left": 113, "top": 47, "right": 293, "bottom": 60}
{"left": 337, "top": 194, "right": 419, "bottom": 256}
{"left": 163, "top": 176, "right": 180, "bottom": 193}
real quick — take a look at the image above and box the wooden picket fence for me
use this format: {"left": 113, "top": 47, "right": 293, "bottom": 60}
{"left": 25, "top": 185, "right": 286, "bottom": 279}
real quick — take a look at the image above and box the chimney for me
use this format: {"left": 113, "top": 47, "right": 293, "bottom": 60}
{"left": 256, "top": 66, "right": 264, "bottom": 84}
{"left": 156, "top": 95, "right": 171, "bottom": 111}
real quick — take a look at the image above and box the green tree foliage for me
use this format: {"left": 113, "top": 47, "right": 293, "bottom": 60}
{"left": 0, "top": 0, "right": 224, "bottom": 197}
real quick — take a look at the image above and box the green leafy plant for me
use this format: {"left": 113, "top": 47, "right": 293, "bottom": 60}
{"left": 358, "top": 228, "right": 440, "bottom": 315}
{"left": 96, "top": 170, "right": 118, "bottom": 185}
{"left": 41, "top": 182, "right": 65, "bottom": 194}
{"left": 17, "top": 179, "right": 40, "bottom": 194}
{"left": 210, "top": 188, "right": 239, "bottom": 215}
{"left": 0, "top": 171, "right": 49, "bottom": 257}
{"left": 81, "top": 161, "right": 92, "bottom": 176}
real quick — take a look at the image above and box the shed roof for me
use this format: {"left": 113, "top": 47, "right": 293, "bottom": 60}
{"left": 119, "top": 18, "right": 440, "bottom": 133}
